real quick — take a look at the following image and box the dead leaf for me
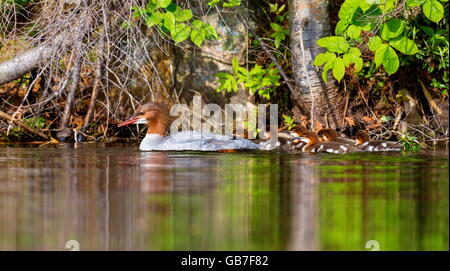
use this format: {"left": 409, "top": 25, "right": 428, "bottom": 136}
{"left": 345, "top": 117, "right": 356, "bottom": 126}
{"left": 361, "top": 116, "right": 373, "bottom": 123}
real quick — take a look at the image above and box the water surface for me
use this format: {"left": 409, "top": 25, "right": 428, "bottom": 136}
{"left": 0, "top": 143, "right": 448, "bottom": 250}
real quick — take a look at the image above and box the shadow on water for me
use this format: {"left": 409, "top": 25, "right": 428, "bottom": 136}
{"left": 0, "top": 143, "right": 448, "bottom": 250}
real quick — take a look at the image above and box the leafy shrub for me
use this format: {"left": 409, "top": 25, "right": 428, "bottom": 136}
{"left": 130, "top": 0, "right": 218, "bottom": 47}
{"left": 314, "top": 0, "right": 447, "bottom": 82}
{"left": 215, "top": 57, "right": 281, "bottom": 99}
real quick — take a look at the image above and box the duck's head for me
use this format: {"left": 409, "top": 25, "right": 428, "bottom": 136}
{"left": 355, "top": 130, "right": 370, "bottom": 145}
{"left": 118, "top": 102, "right": 171, "bottom": 136}
{"left": 318, "top": 128, "right": 338, "bottom": 142}
{"left": 297, "top": 131, "right": 320, "bottom": 146}
{"left": 290, "top": 125, "right": 307, "bottom": 137}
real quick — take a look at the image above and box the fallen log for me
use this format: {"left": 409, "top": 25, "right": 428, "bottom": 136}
{"left": 0, "top": 44, "right": 55, "bottom": 86}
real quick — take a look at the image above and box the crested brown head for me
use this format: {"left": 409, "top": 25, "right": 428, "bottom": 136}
{"left": 291, "top": 125, "right": 307, "bottom": 137}
{"left": 318, "top": 129, "right": 338, "bottom": 142}
{"left": 134, "top": 102, "right": 172, "bottom": 136}
{"left": 355, "top": 130, "right": 370, "bottom": 145}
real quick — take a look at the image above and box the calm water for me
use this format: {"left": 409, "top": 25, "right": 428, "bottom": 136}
{"left": 0, "top": 143, "right": 448, "bottom": 251}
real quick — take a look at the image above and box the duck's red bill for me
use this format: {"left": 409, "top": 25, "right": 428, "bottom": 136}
{"left": 118, "top": 116, "right": 138, "bottom": 127}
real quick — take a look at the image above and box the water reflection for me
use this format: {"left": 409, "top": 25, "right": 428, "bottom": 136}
{"left": 0, "top": 144, "right": 448, "bottom": 250}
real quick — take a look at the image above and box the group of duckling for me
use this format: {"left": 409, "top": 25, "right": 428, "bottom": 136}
{"left": 280, "top": 127, "right": 403, "bottom": 154}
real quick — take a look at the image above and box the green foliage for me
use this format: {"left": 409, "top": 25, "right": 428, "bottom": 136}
{"left": 314, "top": 38, "right": 362, "bottom": 82}
{"left": 24, "top": 116, "right": 46, "bottom": 130}
{"left": 380, "top": 115, "right": 393, "bottom": 123}
{"left": 266, "top": 3, "right": 289, "bottom": 49}
{"left": 314, "top": 0, "right": 447, "bottom": 81}
{"left": 5, "top": 0, "right": 34, "bottom": 5}
{"left": 422, "top": 0, "right": 445, "bottom": 23}
{"left": 399, "top": 134, "right": 421, "bottom": 151}
{"left": 130, "top": 0, "right": 218, "bottom": 48}
{"left": 282, "top": 114, "right": 296, "bottom": 130}
{"left": 270, "top": 23, "right": 289, "bottom": 49}
{"left": 0, "top": 116, "right": 46, "bottom": 141}
{"left": 413, "top": 19, "right": 449, "bottom": 96}
{"left": 208, "top": 0, "right": 241, "bottom": 8}
{"left": 215, "top": 57, "right": 281, "bottom": 99}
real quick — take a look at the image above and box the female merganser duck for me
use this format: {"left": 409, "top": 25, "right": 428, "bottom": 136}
{"left": 295, "top": 131, "right": 362, "bottom": 153}
{"left": 318, "top": 128, "right": 356, "bottom": 145}
{"left": 118, "top": 102, "right": 267, "bottom": 151}
{"left": 355, "top": 130, "right": 403, "bottom": 151}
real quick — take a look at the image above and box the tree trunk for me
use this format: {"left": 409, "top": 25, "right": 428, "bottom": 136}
{"left": 289, "top": 0, "right": 344, "bottom": 130}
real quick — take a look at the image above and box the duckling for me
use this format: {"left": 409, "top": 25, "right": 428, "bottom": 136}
{"left": 296, "top": 131, "right": 362, "bottom": 153}
{"left": 317, "top": 128, "right": 355, "bottom": 145}
{"left": 355, "top": 130, "right": 403, "bottom": 151}
{"left": 288, "top": 125, "right": 308, "bottom": 150}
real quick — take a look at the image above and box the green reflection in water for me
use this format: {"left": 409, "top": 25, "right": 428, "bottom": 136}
{"left": 318, "top": 153, "right": 448, "bottom": 251}
{"left": 0, "top": 145, "right": 448, "bottom": 251}
{"left": 143, "top": 153, "right": 291, "bottom": 250}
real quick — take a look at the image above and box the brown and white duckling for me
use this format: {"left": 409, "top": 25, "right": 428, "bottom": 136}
{"left": 355, "top": 130, "right": 403, "bottom": 151}
{"left": 296, "top": 131, "right": 362, "bottom": 153}
{"left": 317, "top": 128, "right": 355, "bottom": 145}
{"left": 288, "top": 125, "right": 308, "bottom": 150}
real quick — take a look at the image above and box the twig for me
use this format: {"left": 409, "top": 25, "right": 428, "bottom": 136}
{"left": 341, "top": 80, "right": 350, "bottom": 128}
{"left": 237, "top": 14, "right": 307, "bottom": 111}
{"left": 79, "top": 27, "right": 105, "bottom": 142}
{"left": 0, "top": 110, "right": 50, "bottom": 140}
{"left": 57, "top": 56, "right": 83, "bottom": 140}
{"left": 418, "top": 78, "right": 443, "bottom": 115}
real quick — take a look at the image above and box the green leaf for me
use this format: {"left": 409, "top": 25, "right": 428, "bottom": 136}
{"left": 347, "top": 47, "right": 361, "bottom": 57}
{"left": 354, "top": 57, "right": 363, "bottom": 72}
{"left": 205, "top": 24, "right": 218, "bottom": 39}
{"left": 232, "top": 57, "right": 239, "bottom": 74}
{"left": 389, "top": 37, "right": 419, "bottom": 55}
{"left": 192, "top": 19, "right": 204, "bottom": 29}
{"left": 314, "top": 52, "right": 336, "bottom": 66}
{"left": 145, "top": 2, "right": 157, "bottom": 12}
{"left": 335, "top": 20, "right": 349, "bottom": 35}
{"left": 368, "top": 36, "right": 383, "bottom": 51}
{"left": 423, "top": 0, "right": 444, "bottom": 23}
{"left": 191, "top": 28, "right": 206, "bottom": 48}
{"left": 338, "top": 0, "right": 361, "bottom": 20}
{"left": 322, "top": 56, "right": 336, "bottom": 82}
{"left": 270, "top": 23, "right": 283, "bottom": 32}
{"left": 379, "top": 0, "right": 397, "bottom": 11}
{"left": 145, "top": 11, "right": 163, "bottom": 27}
{"left": 347, "top": 25, "right": 361, "bottom": 39}
{"left": 343, "top": 49, "right": 363, "bottom": 72}
{"left": 418, "top": 25, "right": 434, "bottom": 36}
{"left": 351, "top": 5, "right": 382, "bottom": 28}
{"left": 216, "top": 73, "right": 238, "bottom": 92}
{"left": 375, "top": 45, "right": 399, "bottom": 75}
{"left": 163, "top": 12, "right": 175, "bottom": 32}
{"left": 332, "top": 57, "right": 345, "bottom": 82}
{"left": 317, "top": 36, "right": 349, "bottom": 54}
{"left": 156, "top": 0, "right": 172, "bottom": 9}
{"left": 343, "top": 53, "right": 353, "bottom": 67}
{"left": 374, "top": 44, "right": 389, "bottom": 67}
{"left": 171, "top": 23, "right": 191, "bottom": 44}
{"left": 175, "top": 9, "right": 193, "bottom": 22}
{"left": 165, "top": 2, "right": 177, "bottom": 12}
{"left": 359, "top": 0, "right": 372, "bottom": 12}
{"left": 407, "top": 0, "right": 426, "bottom": 6}
{"left": 380, "top": 19, "right": 404, "bottom": 41}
